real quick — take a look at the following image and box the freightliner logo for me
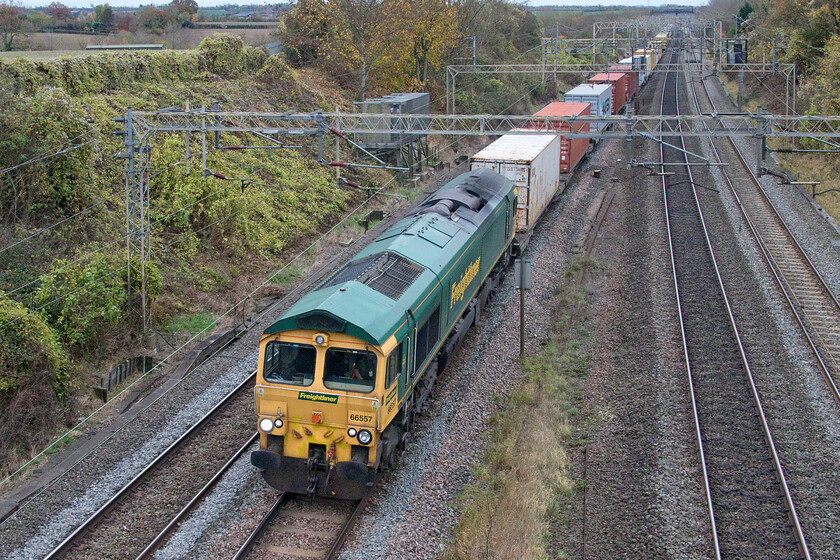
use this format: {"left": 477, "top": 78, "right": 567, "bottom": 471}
{"left": 451, "top": 257, "right": 480, "bottom": 309}
{"left": 298, "top": 391, "right": 339, "bottom": 404}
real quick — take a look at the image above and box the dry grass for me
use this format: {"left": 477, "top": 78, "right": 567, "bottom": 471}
{"left": 446, "top": 260, "right": 591, "bottom": 560}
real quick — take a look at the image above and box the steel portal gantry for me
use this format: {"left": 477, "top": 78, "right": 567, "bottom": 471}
{"left": 118, "top": 101, "right": 840, "bottom": 328}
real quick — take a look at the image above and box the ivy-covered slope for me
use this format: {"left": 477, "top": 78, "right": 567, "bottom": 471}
{"left": 0, "top": 35, "right": 358, "bottom": 475}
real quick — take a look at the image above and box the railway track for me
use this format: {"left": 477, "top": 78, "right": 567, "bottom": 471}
{"left": 43, "top": 373, "right": 257, "bottom": 560}
{"left": 659, "top": 47, "right": 809, "bottom": 559}
{"left": 685, "top": 54, "right": 840, "bottom": 407}
{"left": 232, "top": 493, "right": 369, "bottom": 560}
{"left": 22, "top": 197, "right": 433, "bottom": 560}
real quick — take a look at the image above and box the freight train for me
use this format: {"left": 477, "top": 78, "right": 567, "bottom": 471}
{"left": 250, "top": 41, "right": 664, "bottom": 498}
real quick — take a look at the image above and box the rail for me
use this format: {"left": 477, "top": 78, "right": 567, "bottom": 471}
{"left": 231, "top": 490, "right": 371, "bottom": 560}
{"left": 42, "top": 372, "right": 257, "bottom": 560}
{"left": 686, "top": 61, "right": 840, "bottom": 409}
{"left": 134, "top": 433, "right": 259, "bottom": 559}
{"left": 662, "top": 46, "right": 810, "bottom": 559}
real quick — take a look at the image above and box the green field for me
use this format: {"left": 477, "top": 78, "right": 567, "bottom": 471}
{"left": 0, "top": 49, "right": 87, "bottom": 61}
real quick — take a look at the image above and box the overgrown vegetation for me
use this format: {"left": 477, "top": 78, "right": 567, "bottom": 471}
{"left": 0, "top": 292, "right": 69, "bottom": 472}
{"left": 447, "top": 260, "right": 592, "bottom": 560}
{"left": 0, "top": 34, "right": 356, "bottom": 476}
{"left": 704, "top": 0, "right": 840, "bottom": 221}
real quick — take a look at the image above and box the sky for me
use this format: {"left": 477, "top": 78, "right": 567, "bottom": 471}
{"left": 20, "top": 0, "right": 710, "bottom": 10}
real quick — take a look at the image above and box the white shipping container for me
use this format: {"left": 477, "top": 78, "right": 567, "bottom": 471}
{"left": 632, "top": 54, "right": 648, "bottom": 84}
{"left": 469, "top": 134, "right": 561, "bottom": 233}
{"left": 564, "top": 84, "right": 612, "bottom": 131}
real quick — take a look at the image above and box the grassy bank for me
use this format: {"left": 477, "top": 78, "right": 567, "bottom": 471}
{"left": 446, "top": 259, "right": 592, "bottom": 560}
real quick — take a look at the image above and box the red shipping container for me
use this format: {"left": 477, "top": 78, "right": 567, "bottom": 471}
{"left": 532, "top": 102, "right": 590, "bottom": 173}
{"left": 609, "top": 64, "right": 638, "bottom": 101}
{"left": 588, "top": 72, "right": 628, "bottom": 114}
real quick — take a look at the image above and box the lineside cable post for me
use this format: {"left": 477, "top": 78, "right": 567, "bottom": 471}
{"left": 515, "top": 258, "right": 531, "bottom": 359}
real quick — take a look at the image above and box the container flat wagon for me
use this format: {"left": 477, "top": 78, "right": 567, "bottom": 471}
{"left": 531, "top": 102, "right": 591, "bottom": 174}
{"left": 469, "top": 133, "right": 561, "bottom": 251}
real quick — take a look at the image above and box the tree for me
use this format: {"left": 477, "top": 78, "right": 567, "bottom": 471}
{"left": 45, "top": 1, "right": 71, "bottom": 22}
{"left": 279, "top": 0, "right": 337, "bottom": 65}
{"left": 334, "top": 0, "right": 402, "bottom": 99}
{"left": 168, "top": 0, "right": 198, "bottom": 27}
{"left": 0, "top": 1, "right": 25, "bottom": 51}
{"left": 407, "top": 0, "right": 459, "bottom": 86}
{"left": 136, "top": 5, "right": 176, "bottom": 35}
{"left": 93, "top": 3, "right": 114, "bottom": 33}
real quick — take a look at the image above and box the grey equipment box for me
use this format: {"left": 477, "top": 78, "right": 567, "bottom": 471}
{"left": 353, "top": 92, "right": 430, "bottom": 149}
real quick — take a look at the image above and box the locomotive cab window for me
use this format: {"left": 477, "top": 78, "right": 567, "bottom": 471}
{"left": 263, "top": 341, "right": 315, "bottom": 387}
{"left": 386, "top": 338, "right": 410, "bottom": 388}
{"left": 324, "top": 348, "right": 377, "bottom": 393}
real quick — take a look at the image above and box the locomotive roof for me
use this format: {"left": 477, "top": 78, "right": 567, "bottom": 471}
{"left": 264, "top": 169, "right": 514, "bottom": 346}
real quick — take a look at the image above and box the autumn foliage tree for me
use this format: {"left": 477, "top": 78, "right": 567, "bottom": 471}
{"left": 406, "top": 0, "right": 459, "bottom": 86}
{"left": 280, "top": 0, "right": 459, "bottom": 98}
{"left": 0, "top": 1, "right": 26, "bottom": 51}
{"left": 45, "top": 1, "right": 71, "bottom": 22}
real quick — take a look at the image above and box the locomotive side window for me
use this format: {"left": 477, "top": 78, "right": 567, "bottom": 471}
{"left": 263, "top": 341, "right": 315, "bottom": 387}
{"left": 415, "top": 306, "right": 440, "bottom": 370}
{"left": 386, "top": 338, "right": 409, "bottom": 388}
{"left": 324, "top": 348, "right": 377, "bottom": 393}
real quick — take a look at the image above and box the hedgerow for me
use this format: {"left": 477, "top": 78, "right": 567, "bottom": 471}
{"left": 0, "top": 34, "right": 267, "bottom": 96}
{"left": 0, "top": 292, "right": 70, "bottom": 474}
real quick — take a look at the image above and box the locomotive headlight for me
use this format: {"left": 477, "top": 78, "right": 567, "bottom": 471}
{"left": 259, "top": 417, "right": 274, "bottom": 433}
{"left": 274, "top": 418, "right": 284, "bottom": 429}
{"left": 357, "top": 429, "right": 372, "bottom": 445}
{"left": 347, "top": 427, "right": 357, "bottom": 438}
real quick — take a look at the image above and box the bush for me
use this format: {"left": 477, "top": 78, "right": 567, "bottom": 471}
{"left": 0, "top": 87, "right": 101, "bottom": 225}
{"left": 34, "top": 251, "right": 162, "bottom": 351}
{"left": 0, "top": 293, "right": 68, "bottom": 398}
{"left": 150, "top": 134, "right": 349, "bottom": 256}
{"left": 198, "top": 33, "right": 266, "bottom": 78}
{"left": 0, "top": 292, "right": 69, "bottom": 474}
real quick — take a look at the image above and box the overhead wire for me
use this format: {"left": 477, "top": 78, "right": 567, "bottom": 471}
{"left": 0, "top": 134, "right": 97, "bottom": 178}
{"left": 0, "top": 190, "right": 123, "bottom": 256}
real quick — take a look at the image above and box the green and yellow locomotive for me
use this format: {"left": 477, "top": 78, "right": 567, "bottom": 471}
{"left": 251, "top": 169, "right": 517, "bottom": 498}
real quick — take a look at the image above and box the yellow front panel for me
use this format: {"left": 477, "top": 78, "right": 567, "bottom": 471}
{"left": 255, "top": 330, "right": 385, "bottom": 465}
